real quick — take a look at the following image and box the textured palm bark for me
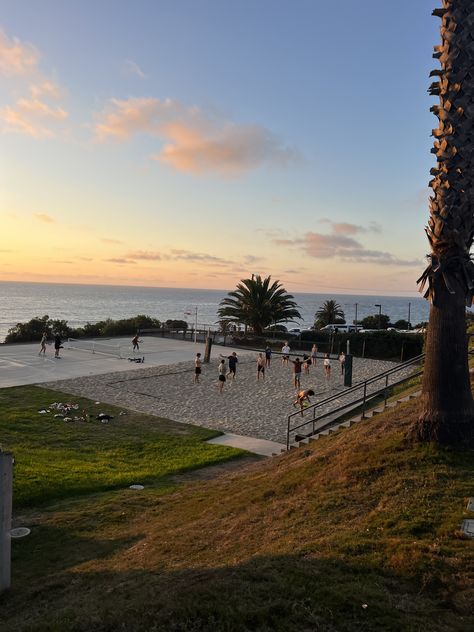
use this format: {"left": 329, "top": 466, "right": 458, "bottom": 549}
{"left": 416, "top": 1, "right": 474, "bottom": 444}
{"left": 414, "top": 278, "right": 474, "bottom": 444}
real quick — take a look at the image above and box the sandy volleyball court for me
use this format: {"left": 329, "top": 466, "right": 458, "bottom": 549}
{"left": 42, "top": 352, "right": 404, "bottom": 443}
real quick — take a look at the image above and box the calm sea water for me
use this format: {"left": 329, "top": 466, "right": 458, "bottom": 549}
{"left": 0, "top": 281, "right": 431, "bottom": 343}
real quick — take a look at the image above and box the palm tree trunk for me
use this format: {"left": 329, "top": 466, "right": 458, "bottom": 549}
{"left": 412, "top": 1, "right": 474, "bottom": 445}
{"left": 413, "top": 276, "right": 474, "bottom": 444}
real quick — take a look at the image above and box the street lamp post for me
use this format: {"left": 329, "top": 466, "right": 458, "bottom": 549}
{"left": 354, "top": 302, "right": 358, "bottom": 328}
{"left": 407, "top": 302, "right": 411, "bottom": 330}
{"left": 375, "top": 304, "right": 382, "bottom": 330}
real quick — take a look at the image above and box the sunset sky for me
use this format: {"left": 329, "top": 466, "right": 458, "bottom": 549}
{"left": 0, "top": 0, "right": 438, "bottom": 295}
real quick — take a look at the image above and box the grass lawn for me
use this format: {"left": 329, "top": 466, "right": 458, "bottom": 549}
{"left": 0, "top": 385, "right": 245, "bottom": 507}
{"left": 1, "top": 386, "right": 474, "bottom": 631}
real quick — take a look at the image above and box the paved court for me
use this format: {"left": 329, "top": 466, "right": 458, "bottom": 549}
{"left": 0, "top": 337, "right": 251, "bottom": 388}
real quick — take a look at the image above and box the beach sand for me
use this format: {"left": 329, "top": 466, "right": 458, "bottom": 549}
{"left": 42, "top": 354, "right": 408, "bottom": 443}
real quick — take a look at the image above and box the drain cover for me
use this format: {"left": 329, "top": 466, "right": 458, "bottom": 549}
{"left": 462, "top": 520, "right": 474, "bottom": 538}
{"left": 10, "top": 527, "right": 31, "bottom": 538}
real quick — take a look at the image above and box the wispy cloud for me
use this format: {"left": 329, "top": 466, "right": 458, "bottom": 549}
{"left": 125, "top": 250, "right": 162, "bottom": 261}
{"left": 123, "top": 59, "right": 147, "bottom": 79}
{"left": 272, "top": 225, "right": 420, "bottom": 267}
{"left": 102, "top": 237, "right": 123, "bottom": 245}
{"left": 94, "top": 97, "right": 299, "bottom": 176}
{"left": 320, "top": 219, "right": 382, "bottom": 235}
{"left": 170, "top": 249, "right": 231, "bottom": 265}
{"left": 243, "top": 254, "right": 264, "bottom": 265}
{"left": 105, "top": 258, "right": 136, "bottom": 265}
{"left": 116, "top": 248, "right": 233, "bottom": 266}
{"left": 0, "top": 29, "right": 38, "bottom": 76}
{"left": 33, "top": 212, "right": 55, "bottom": 223}
{"left": 0, "top": 29, "right": 68, "bottom": 138}
{"left": 1, "top": 97, "right": 68, "bottom": 137}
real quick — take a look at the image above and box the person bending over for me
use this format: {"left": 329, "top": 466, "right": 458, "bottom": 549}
{"left": 293, "top": 388, "right": 315, "bottom": 417}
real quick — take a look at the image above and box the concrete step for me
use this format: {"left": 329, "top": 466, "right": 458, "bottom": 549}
{"left": 286, "top": 388, "right": 423, "bottom": 451}
{"left": 338, "top": 420, "right": 355, "bottom": 429}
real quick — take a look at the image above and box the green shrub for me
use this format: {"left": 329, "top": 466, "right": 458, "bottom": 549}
{"left": 5, "top": 315, "right": 161, "bottom": 343}
{"left": 5, "top": 315, "right": 72, "bottom": 343}
{"left": 299, "top": 330, "right": 423, "bottom": 360}
{"left": 165, "top": 319, "right": 188, "bottom": 330}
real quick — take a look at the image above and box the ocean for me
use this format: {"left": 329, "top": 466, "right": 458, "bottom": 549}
{"left": 0, "top": 281, "right": 431, "bottom": 343}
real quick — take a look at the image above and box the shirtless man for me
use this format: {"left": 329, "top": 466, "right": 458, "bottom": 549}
{"left": 193, "top": 352, "right": 202, "bottom": 384}
{"left": 257, "top": 353, "right": 266, "bottom": 380}
{"left": 293, "top": 388, "right": 315, "bottom": 417}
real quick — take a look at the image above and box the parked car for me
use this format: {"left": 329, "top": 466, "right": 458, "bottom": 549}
{"left": 320, "top": 324, "right": 362, "bottom": 333}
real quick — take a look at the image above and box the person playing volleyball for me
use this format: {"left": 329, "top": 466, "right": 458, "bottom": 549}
{"left": 293, "top": 388, "right": 315, "bottom": 417}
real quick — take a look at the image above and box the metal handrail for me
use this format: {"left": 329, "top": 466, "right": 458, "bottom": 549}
{"left": 286, "top": 354, "right": 425, "bottom": 450}
{"left": 288, "top": 353, "right": 424, "bottom": 423}
{"left": 287, "top": 369, "right": 424, "bottom": 447}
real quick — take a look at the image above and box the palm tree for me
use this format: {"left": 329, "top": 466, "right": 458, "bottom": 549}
{"left": 413, "top": 1, "right": 474, "bottom": 445}
{"left": 218, "top": 275, "right": 301, "bottom": 335}
{"left": 314, "top": 300, "right": 345, "bottom": 329}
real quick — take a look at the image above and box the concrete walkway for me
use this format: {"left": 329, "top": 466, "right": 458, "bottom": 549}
{"left": 207, "top": 433, "right": 285, "bottom": 456}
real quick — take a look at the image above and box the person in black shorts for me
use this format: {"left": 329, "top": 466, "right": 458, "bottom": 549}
{"left": 218, "top": 359, "right": 226, "bottom": 393}
{"left": 221, "top": 352, "right": 238, "bottom": 379}
{"left": 293, "top": 388, "right": 315, "bottom": 417}
{"left": 265, "top": 346, "right": 272, "bottom": 368}
{"left": 193, "top": 352, "right": 202, "bottom": 384}
{"left": 54, "top": 334, "right": 62, "bottom": 358}
{"left": 257, "top": 353, "right": 266, "bottom": 380}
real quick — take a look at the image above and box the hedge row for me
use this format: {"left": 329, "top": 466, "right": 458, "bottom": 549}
{"left": 230, "top": 330, "right": 424, "bottom": 361}
{"left": 4, "top": 315, "right": 188, "bottom": 343}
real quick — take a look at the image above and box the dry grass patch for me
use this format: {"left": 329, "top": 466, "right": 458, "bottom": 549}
{"left": 1, "top": 398, "right": 474, "bottom": 631}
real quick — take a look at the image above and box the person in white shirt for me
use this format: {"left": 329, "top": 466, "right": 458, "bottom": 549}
{"left": 338, "top": 351, "right": 346, "bottom": 376}
{"left": 281, "top": 342, "right": 290, "bottom": 366}
{"left": 217, "top": 359, "right": 226, "bottom": 393}
{"left": 324, "top": 353, "right": 331, "bottom": 380}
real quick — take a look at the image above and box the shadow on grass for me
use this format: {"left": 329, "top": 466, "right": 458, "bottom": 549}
{"left": 1, "top": 553, "right": 469, "bottom": 632}
{"left": 9, "top": 523, "right": 143, "bottom": 578}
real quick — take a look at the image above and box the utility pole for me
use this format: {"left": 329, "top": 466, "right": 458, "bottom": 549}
{"left": 354, "top": 303, "right": 358, "bottom": 327}
{"left": 407, "top": 302, "right": 411, "bottom": 330}
{"left": 375, "top": 303, "right": 382, "bottom": 330}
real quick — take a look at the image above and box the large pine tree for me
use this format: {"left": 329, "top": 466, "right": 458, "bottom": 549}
{"left": 413, "top": 1, "right": 474, "bottom": 445}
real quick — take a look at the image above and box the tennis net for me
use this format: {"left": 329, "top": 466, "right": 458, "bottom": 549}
{"left": 66, "top": 338, "right": 124, "bottom": 358}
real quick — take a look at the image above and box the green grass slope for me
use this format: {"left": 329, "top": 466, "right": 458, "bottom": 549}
{"left": 1, "top": 394, "right": 474, "bottom": 631}
{"left": 0, "top": 385, "right": 244, "bottom": 507}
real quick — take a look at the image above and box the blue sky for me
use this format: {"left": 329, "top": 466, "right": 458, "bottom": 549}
{"left": 0, "top": 0, "right": 439, "bottom": 294}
